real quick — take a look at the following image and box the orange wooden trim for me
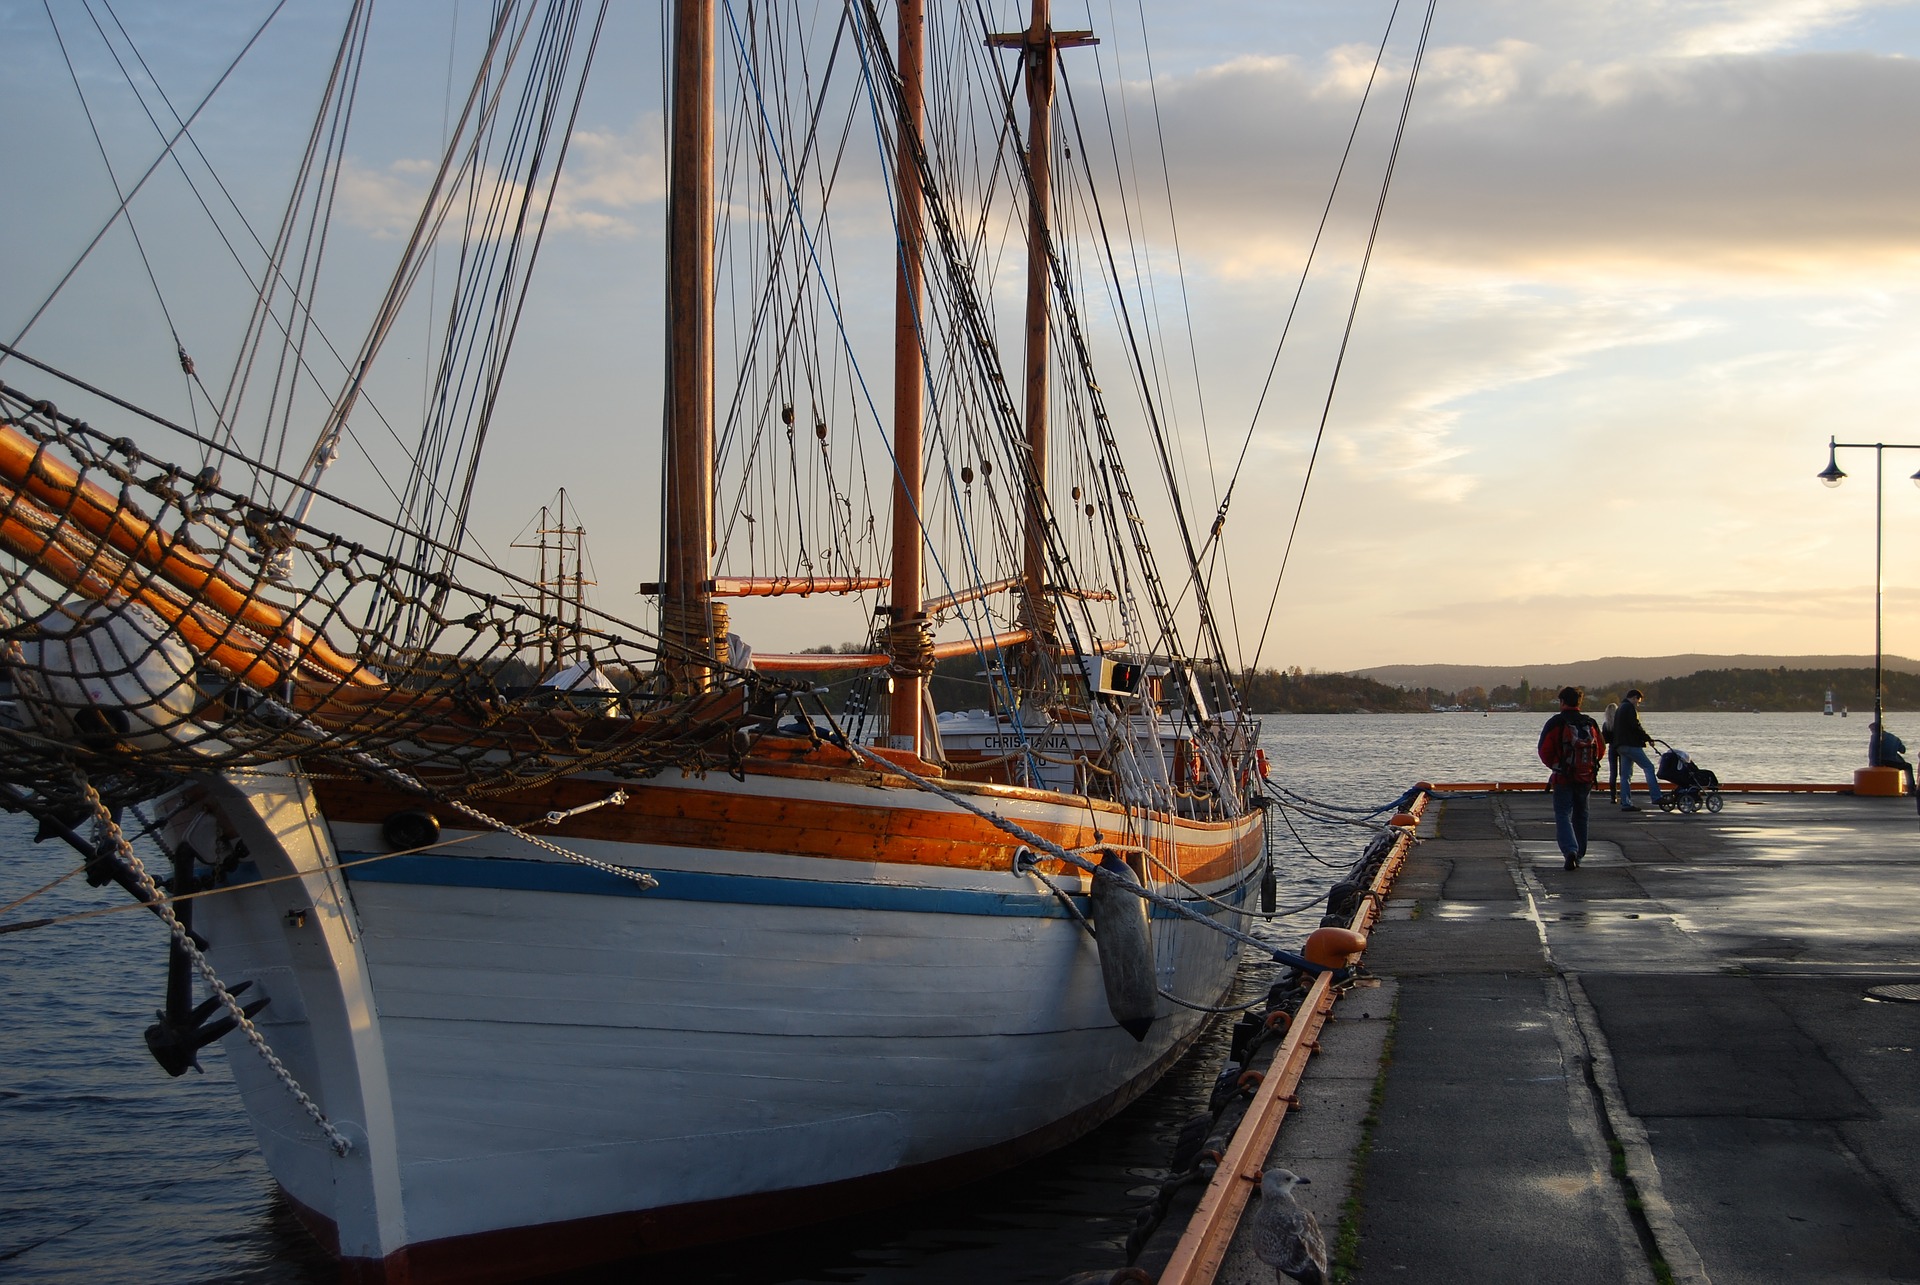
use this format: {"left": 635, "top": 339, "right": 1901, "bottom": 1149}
{"left": 750, "top": 651, "right": 892, "bottom": 672}
{"left": 736, "top": 747, "right": 1255, "bottom": 833}
{"left": 931, "top": 628, "right": 1032, "bottom": 660}
{"left": 311, "top": 766, "right": 1264, "bottom": 884}
{"left": 864, "top": 745, "right": 943, "bottom": 776}
{"left": 923, "top": 576, "right": 1020, "bottom": 615}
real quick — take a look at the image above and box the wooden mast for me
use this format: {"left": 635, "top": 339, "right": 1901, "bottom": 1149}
{"left": 989, "top": 3, "right": 1094, "bottom": 670}
{"left": 663, "top": 0, "right": 716, "bottom": 693}
{"left": 887, "top": 0, "right": 927, "bottom": 754}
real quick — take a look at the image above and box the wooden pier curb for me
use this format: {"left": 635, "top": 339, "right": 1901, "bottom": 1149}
{"left": 1425, "top": 780, "right": 1855, "bottom": 793}
{"left": 1153, "top": 791, "right": 1429, "bottom": 1285}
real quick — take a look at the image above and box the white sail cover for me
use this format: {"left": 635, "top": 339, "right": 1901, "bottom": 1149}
{"left": 539, "top": 661, "right": 618, "bottom": 693}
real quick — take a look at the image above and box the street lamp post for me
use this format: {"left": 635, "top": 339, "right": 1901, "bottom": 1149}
{"left": 1817, "top": 437, "right": 1920, "bottom": 779}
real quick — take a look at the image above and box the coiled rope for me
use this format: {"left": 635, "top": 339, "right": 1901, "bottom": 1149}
{"left": 885, "top": 616, "right": 934, "bottom": 678}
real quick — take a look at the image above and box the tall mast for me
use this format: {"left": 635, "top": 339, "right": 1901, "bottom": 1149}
{"left": 663, "top": 0, "right": 716, "bottom": 693}
{"left": 556, "top": 491, "right": 569, "bottom": 671}
{"left": 887, "top": 0, "right": 927, "bottom": 754}
{"left": 989, "top": 3, "right": 1095, "bottom": 665}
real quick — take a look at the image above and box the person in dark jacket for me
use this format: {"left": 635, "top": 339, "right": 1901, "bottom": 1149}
{"left": 1602, "top": 701, "right": 1619, "bottom": 802}
{"left": 1612, "top": 689, "right": 1663, "bottom": 812}
{"left": 1538, "top": 686, "right": 1603, "bottom": 870}
{"left": 1870, "top": 721, "right": 1916, "bottom": 794}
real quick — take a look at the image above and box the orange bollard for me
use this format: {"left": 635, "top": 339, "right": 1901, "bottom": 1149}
{"left": 1302, "top": 927, "right": 1367, "bottom": 970}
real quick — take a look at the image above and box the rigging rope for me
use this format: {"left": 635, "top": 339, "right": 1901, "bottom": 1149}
{"left": 1212, "top": 1, "right": 1407, "bottom": 558}
{"left": 1, "top": 0, "right": 294, "bottom": 371}
{"left": 1247, "top": 0, "right": 1438, "bottom": 681}
{"left": 845, "top": 741, "right": 1330, "bottom": 972}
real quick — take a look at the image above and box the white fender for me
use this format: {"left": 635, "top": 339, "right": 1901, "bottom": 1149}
{"left": 1090, "top": 853, "right": 1157, "bottom": 1042}
{"left": 17, "top": 600, "right": 206, "bottom": 750}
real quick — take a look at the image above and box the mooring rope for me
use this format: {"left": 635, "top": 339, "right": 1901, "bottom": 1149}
{"left": 844, "top": 742, "right": 1329, "bottom": 971}
{"left": 0, "top": 832, "right": 494, "bottom": 937}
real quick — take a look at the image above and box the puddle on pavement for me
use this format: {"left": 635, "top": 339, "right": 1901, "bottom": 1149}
{"left": 1431, "top": 903, "right": 1529, "bottom": 922}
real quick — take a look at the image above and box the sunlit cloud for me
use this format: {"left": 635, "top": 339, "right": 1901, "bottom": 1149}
{"left": 1670, "top": 0, "right": 1894, "bottom": 57}
{"left": 339, "top": 115, "right": 665, "bottom": 240}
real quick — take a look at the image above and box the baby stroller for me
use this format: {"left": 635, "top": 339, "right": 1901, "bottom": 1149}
{"left": 1654, "top": 741, "right": 1722, "bottom": 813}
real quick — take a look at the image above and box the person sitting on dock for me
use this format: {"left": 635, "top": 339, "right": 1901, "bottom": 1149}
{"left": 1869, "top": 721, "right": 1917, "bottom": 794}
{"left": 1612, "top": 689, "right": 1664, "bottom": 812}
{"left": 1538, "top": 686, "right": 1603, "bottom": 870}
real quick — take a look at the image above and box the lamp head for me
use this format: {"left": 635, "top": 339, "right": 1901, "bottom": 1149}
{"left": 1819, "top": 440, "right": 1846, "bottom": 488}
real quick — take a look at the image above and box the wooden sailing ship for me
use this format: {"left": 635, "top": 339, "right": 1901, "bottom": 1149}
{"left": 0, "top": 3, "right": 1269, "bottom": 1280}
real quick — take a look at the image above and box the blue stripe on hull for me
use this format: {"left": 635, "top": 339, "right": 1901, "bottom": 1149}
{"left": 340, "top": 853, "right": 1255, "bottom": 920}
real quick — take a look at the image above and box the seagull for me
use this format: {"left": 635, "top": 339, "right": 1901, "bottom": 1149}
{"left": 1249, "top": 1168, "right": 1328, "bottom": 1285}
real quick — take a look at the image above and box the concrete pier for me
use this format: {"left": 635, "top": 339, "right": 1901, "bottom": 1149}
{"left": 1221, "top": 790, "right": 1920, "bottom": 1284}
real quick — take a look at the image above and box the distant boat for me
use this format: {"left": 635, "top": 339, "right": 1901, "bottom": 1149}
{"left": 1825, "top": 690, "right": 1835, "bottom": 716}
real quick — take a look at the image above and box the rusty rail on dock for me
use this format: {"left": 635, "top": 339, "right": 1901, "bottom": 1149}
{"left": 1154, "top": 790, "right": 1430, "bottom": 1285}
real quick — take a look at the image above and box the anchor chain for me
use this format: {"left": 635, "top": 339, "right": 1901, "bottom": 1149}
{"left": 71, "top": 768, "right": 352, "bottom": 1156}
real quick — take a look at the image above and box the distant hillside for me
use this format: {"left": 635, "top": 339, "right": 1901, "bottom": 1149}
{"left": 1239, "top": 669, "right": 1426, "bottom": 714}
{"left": 1352, "top": 654, "right": 1920, "bottom": 693}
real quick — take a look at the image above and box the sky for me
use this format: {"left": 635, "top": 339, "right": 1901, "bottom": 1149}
{"left": 3, "top": 0, "right": 1920, "bottom": 673}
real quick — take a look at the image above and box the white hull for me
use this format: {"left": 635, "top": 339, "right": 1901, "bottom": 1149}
{"left": 186, "top": 760, "right": 1258, "bottom": 1280}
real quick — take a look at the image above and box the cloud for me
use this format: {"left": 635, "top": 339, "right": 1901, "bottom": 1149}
{"left": 339, "top": 115, "right": 665, "bottom": 240}
{"left": 1669, "top": 0, "right": 1894, "bottom": 56}
{"left": 1395, "top": 585, "right": 1896, "bottom": 622}
{"left": 337, "top": 157, "right": 438, "bottom": 239}
{"left": 1136, "top": 43, "right": 1920, "bottom": 279}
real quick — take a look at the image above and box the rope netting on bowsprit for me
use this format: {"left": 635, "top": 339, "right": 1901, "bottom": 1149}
{"left": 0, "top": 385, "right": 760, "bottom": 812}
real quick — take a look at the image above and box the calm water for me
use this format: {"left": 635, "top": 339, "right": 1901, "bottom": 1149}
{"left": 0, "top": 713, "right": 1878, "bottom": 1282}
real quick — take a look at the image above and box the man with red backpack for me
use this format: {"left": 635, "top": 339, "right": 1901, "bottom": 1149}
{"left": 1538, "top": 686, "right": 1603, "bottom": 870}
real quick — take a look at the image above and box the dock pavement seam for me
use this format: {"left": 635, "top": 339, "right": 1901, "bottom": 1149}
{"left": 1499, "top": 798, "right": 1712, "bottom": 1285}
{"left": 1563, "top": 977, "right": 1710, "bottom": 1285}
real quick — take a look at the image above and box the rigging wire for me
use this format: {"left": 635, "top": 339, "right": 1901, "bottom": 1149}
{"left": 1054, "top": 59, "right": 1234, "bottom": 686}
{"left": 81, "top": 0, "right": 469, "bottom": 533}
{"left": 425, "top": 0, "right": 614, "bottom": 608}
{"left": 1116, "top": 0, "right": 1244, "bottom": 673}
{"left": 1246, "top": 0, "right": 1437, "bottom": 682}
{"left": 1210, "top": 0, "right": 1405, "bottom": 559}
{"left": 0, "top": 344, "right": 665, "bottom": 648}
{"left": 36, "top": 0, "right": 202, "bottom": 427}
{"left": 1, "top": 0, "right": 294, "bottom": 371}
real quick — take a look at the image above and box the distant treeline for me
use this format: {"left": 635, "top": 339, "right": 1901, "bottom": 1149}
{"left": 1583, "top": 668, "right": 1920, "bottom": 713}
{"left": 1220, "top": 665, "right": 1920, "bottom": 714}
{"left": 780, "top": 652, "right": 1920, "bottom": 716}
{"left": 1237, "top": 668, "right": 1427, "bottom": 713}
{"left": 1401, "top": 667, "right": 1920, "bottom": 714}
